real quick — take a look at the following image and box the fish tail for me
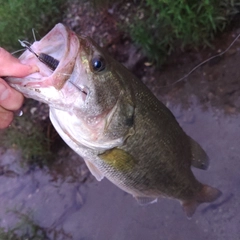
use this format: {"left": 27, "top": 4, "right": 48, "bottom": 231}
{"left": 182, "top": 184, "right": 222, "bottom": 218}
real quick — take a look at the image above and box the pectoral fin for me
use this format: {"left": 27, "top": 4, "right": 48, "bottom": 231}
{"left": 85, "top": 160, "right": 104, "bottom": 181}
{"left": 99, "top": 148, "right": 136, "bottom": 172}
{"left": 189, "top": 137, "right": 209, "bottom": 170}
{"left": 135, "top": 196, "right": 158, "bottom": 205}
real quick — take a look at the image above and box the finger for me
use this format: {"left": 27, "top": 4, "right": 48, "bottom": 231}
{"left": 0, "top": 47, "right": 38, "bottom": 77}
{"left": 0, "top": 107, "right": 14, "bottom": 129}
{"left": 0, "top": 79, "right": 24, "bottom": 111}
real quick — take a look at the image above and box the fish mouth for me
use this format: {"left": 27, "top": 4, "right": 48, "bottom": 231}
{"left": 6, "top": 23, "right": 81, "bottom": 105}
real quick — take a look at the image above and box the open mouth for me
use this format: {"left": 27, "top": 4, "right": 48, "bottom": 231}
{"left": 8, "top": 23, "right": 80, "bottom": 90}
{"left": 5, "top": 24, "right": 94, "bottom": 109}
{"left": 18, "top": 40, "right": 60, "bottom": 71}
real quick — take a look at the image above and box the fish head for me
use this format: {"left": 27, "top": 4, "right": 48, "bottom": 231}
{"left": 7, "top": 23, "right": 135, "bottom": 148}
{"left": 8, "top": 24, "right": 127, "bottom": 116}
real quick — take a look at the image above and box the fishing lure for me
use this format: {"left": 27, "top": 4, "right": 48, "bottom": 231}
{"left": 18, "top": 40, "right": 88, "bottom": 95}
{"left": 18, "top": 40, "right": 59, "bottom": 71}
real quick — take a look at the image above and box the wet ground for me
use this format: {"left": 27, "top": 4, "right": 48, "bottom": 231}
{"left": 1, "top": 2, "right": 240, "bottom": 239}
{"left": 0, "top": 97, "right": 239, "bottom": 239}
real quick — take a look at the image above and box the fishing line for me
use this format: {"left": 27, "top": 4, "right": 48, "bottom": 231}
{"left": 11, "top": 28, "right": 40, "bottom": 56}
{"left": 11, "top": 48, "right": 25, "bottom": 56}
{"left": 160, "top": 32, "right": 240, "bottom": 88}
{"left": 32, "top": 28, "right": 37, "bottom": 42}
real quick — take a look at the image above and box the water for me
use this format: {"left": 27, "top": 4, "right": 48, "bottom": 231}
{"left": 0, "top": 100, "right": 239, "bottom": 240}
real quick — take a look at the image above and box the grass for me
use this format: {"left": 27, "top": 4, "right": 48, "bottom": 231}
{"left": 0, "top": 100, "right": 54, "bottom": 167}
{"left": 0, "top": 0, "right": 65, "bottom": 51}
{"left": 0, "top": 0, "right": 239, "bottom": 62}
{"left": 124, "top": 0, "right": 240, "bottom": 64}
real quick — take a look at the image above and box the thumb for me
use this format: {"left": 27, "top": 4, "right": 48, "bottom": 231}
{"left": 0, "top": 48, "right": 38, "bottom": 77}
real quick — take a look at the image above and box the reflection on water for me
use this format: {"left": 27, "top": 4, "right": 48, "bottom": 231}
{"left": 0, "top": 100, "right": 240, "bottom": 240}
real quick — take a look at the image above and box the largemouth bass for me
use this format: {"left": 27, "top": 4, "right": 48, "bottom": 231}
{"left": 6, "top": 23, "right": 221, "bottom": 217}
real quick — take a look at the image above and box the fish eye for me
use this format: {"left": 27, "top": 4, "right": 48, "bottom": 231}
{"left": 91, "top": 56, "right": 106, "bottom": 72}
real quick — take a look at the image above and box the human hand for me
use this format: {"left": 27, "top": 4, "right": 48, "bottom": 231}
{"left": 0, "top": 47, "right": 37, "bottom": 129}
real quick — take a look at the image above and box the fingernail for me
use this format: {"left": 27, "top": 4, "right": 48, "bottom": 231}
{"left": 14, "top": 109, "right": 23, "bottom": 117}
{"left": 0, "top": 84, "right": 10, "bottom": 101}
{"left": 31, "top": 65, "right": 39, "bottom": 73}
{"left": 20, "top": 61, "right": 39, "bottom": 73}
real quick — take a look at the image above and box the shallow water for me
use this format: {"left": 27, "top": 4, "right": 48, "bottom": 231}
{"left": 0, "top": 98, "right": 239, "bottom": 240}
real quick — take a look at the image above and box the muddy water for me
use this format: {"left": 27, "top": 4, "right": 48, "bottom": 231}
{"left": 0, "top": 98, "right": 239, "bottom": 240}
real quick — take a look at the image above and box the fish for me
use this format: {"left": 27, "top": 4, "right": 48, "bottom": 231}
{"left": 6, "top": 23, "right": 221, "bottom": 218}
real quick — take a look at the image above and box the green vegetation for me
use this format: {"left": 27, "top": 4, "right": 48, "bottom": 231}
{"left": 0, "top": 100, "right": 53, "bottom": 167}
{"left": 126, "top": 0, "right": 240, "bottom": 64}
{"left": 83, "top": 0, "right": 240, "bottom": 63}
{"left": 0, "top": 0, "right": 239, "bottom": 62}
{"left": 0, "top": 0, "right": 65, "bottom": 51}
